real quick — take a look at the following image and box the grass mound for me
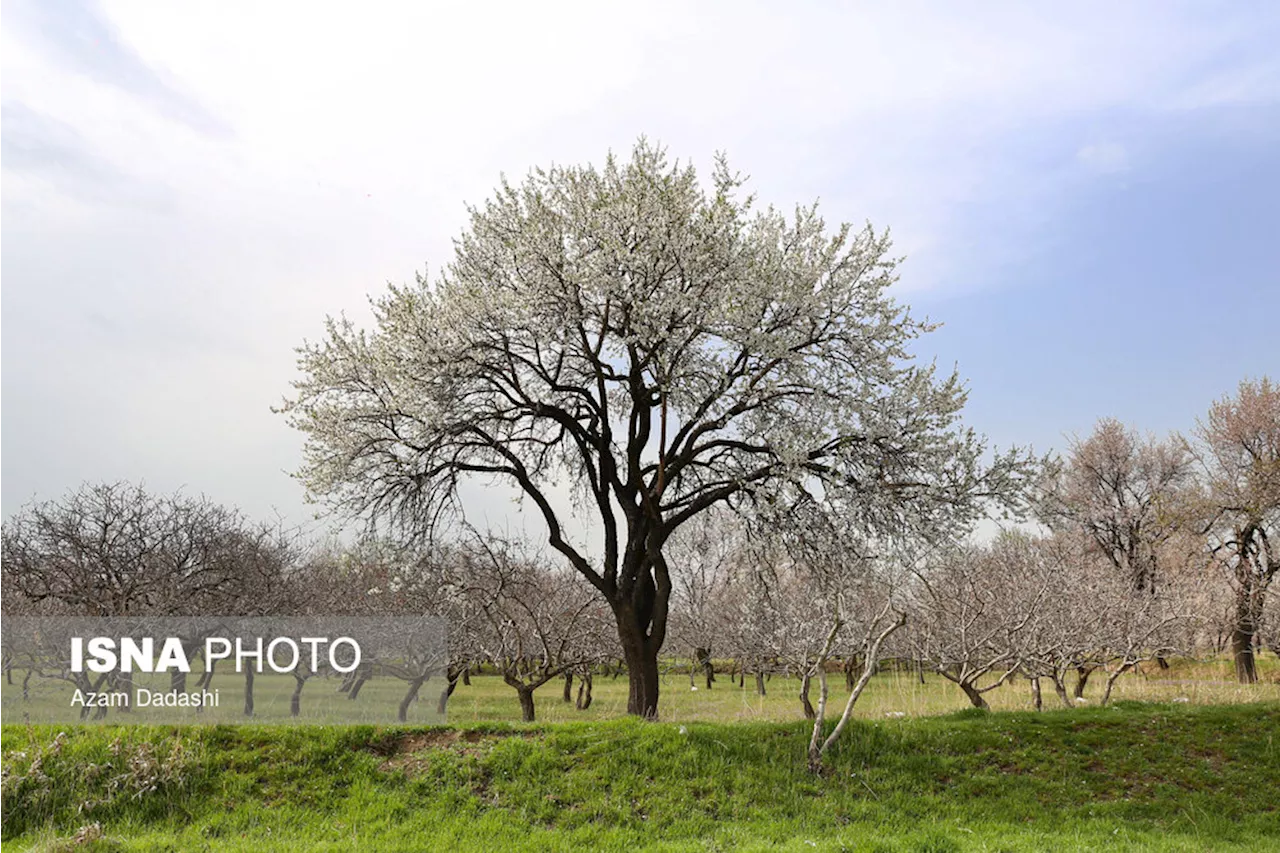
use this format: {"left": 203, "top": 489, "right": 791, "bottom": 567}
{"left": 3, "top": 702, "right": 1277, "bottom": 851}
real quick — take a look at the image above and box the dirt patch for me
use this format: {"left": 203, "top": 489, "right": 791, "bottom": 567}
{"left": 366, "top": 729, "right": 540, "bottom": 773}
{"left": 364, "top": 729, "right": 459, "bottom": 757}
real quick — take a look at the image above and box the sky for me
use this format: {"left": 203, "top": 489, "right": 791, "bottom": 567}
{"left": 3, "top": 1, "right": 1278, "bottom": 545}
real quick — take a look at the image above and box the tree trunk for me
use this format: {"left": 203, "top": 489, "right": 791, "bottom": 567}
{"left": 1073, "top": 665, "right": 1094, "bottom": 699}
{"left": 399, "top": 677, "right": 426, "bottom": 722}
{"left": 91, "top": 673, "right": 111, "bottom": 720}
{"left": 1232, "top": 623, "right": 1258, "bottom": 683}
{"left": 462, "top": 666, "right": 472, "bottom": 687}
{"left": 696, "top": 647, "right": 715, "bottom": 689}
{"left": 1052, "top": 674, "right": 1072, "bottom": 708}
{"left": 1232, "top": 589, "right": 1260, "bottom": 683}
{"left": 799, "top": 672, "right": 816, "bottom": 719}
{"left": 755, "top": 669, "right": 767, "bottom": 697}
{"left": 1030, "top": 677, "right": 1042, "bottom": 711}
{"left": 347, "top": 666, "right": 371, "bottom": 700}
{"left": 196, "top": 659, "right": 216, "bottom": 691}
{"left": 170, "top": 669, "right": 187, "bottom": 695}
{"left": 617, "top": 611, "right": 660, "bottom": 718}
{"left": 576, "top": 672, "right": 593, "bottom": 710}
{"left": 517, "top": 686, "right": 536, "bottom": 722}
{"left": 959, "top": 680, "right": 990, "bottom": 710}
{"left": 114, "top": 671, "right": 134, "bottom": 713}
{"left": 1101, "top": 663, "right": 1134, "bottom": 706}
{"left": 437, "top": 673, "right": 459, "bottom": 715}
{"left": 243, "top": 668, "right": 255, "bottom": 717}
{"left": 563, "top": 672, "right": 574, "bottom": 702}
{"left": 290, "top": 675, "right": 306, "bottom": 717}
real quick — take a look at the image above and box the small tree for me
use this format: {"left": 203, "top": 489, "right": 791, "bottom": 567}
{"left": 1013, "top": 534, "right": 1108, "bottom": 709}
{"left": 1038, "top": 419, "right": 1192, "bottom": 594}
{"left": 666, "top": 508, "right": 741, "bottom": 690}
{"left": 910, "top": 537, "right": 1043, "bottom": 710}
{"left": 462, "top": 536, "right": 597, "bottom": 722}
{"left": 1094, "top": 563, "right": 1195, "bottom": 706}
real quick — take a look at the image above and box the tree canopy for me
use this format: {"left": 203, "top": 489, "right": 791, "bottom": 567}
{"left": 281, "top": 140, "right": 1032, "bottom": 716}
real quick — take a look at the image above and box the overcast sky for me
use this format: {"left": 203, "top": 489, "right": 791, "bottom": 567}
{"left": 3, "top": 1, "right": 1277, "bottom": 543}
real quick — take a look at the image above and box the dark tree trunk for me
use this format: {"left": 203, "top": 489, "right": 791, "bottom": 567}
{"left": 170, "top": 669, "right": 187, "bottom": 695}
{"left": 462, "top": 666, "right": 472, "bottom": 687}
{"left": 755, "top": 670, "right": 767, "bottom": 697}
{"left": 290, "top": 675, "right": 306, "bottom": 717}
{"left": 616, "top": 607, "right": 660, "bottom": 718}
{"left": 196, "top": 658, "right": 216, "bottom": 690}
{"left": 959, "top": 680, "right": 990, "bottom": 710}
{"left": 1074, "top": 665, "right": 1095, "bottom": 699}
{"left": 73, "top": 672, "right": 94, "bottom": 720}
{"left": 113, "top": 671, "right": 133, "bottom": 713}
{"left": 243, "top": 668, "right": 255, "bottom": 717}
{"left": 90, "top": 673, "right": 111, "bottom": 720}
{"left": 1232, "top": 586, "right": 1261, "bottom": 683}
{"left": 399, "top": 677, "right": 426, "bottom": 722}
{"left": 562, "top": 672, "right": 574, "bottom": 703}
{"left": 1030, "top": 677, "right": 1043, "bottom": 712}
{"left": 799, "top": 672, "right": 816, "bottom": 719}
{"left": 575, "top": 672, "right": 593, "bottom": 710}
{"left": 517, "top": 685, "right": 536, "bottom": 722}
{"left": 437, "top": 673, "right": 459, "bottom": 715}
{"left": 347, "top": 666, "right": 371, "bottom": 700}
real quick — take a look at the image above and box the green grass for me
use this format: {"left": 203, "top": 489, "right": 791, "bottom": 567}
{"left": 440, "top": 656, "right": 1280, "bottom": 724}
{"left": 3, "top": 701, "right": 1278, "bottom": 851}
{"left": 13, "top": 654, "right": 1275, "bottom": 729}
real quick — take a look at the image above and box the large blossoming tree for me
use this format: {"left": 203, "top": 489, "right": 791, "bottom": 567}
{"left": 280, "top": 140, "right": 1030, "bottom": 717}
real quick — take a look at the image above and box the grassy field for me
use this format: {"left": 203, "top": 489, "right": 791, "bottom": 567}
{"left": 3, "top": 659, "right": 1278, "bottom": 851}
{"left": 13, "top": 654, "right": 1274, "bottom": 727}
{"left": 3, "top": 701, "right": 1278, "bottom": 851}
{"left": 440, "top": 656, "right": 1280, "bottom": 724}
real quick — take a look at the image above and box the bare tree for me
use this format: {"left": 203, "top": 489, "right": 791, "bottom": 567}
{"left": 461, "top": 536, "right": 598, "bottom": 722}
{"left": 666, "top": 508, "right": 742, "bottom": 690}
{"left": 1, "top": 482, "right": 292, "bottom": 618}
{"left": 1038, "top": 419, "right": 1192, "bottom": 594}
{"left": 910, "top": 537, "right": 1043, "bottom": 710}
{"left": 280, "top": 140, "right": 1035, "bottom": 717}
{"left": 798, "top": 529, "right": 908, "bottom": 773}
{"left": 1012, "top": 534, "right": 1109, "bottom": 709}
{"left": 1094, "top": 563, "right": 1196, "bottom": 706}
